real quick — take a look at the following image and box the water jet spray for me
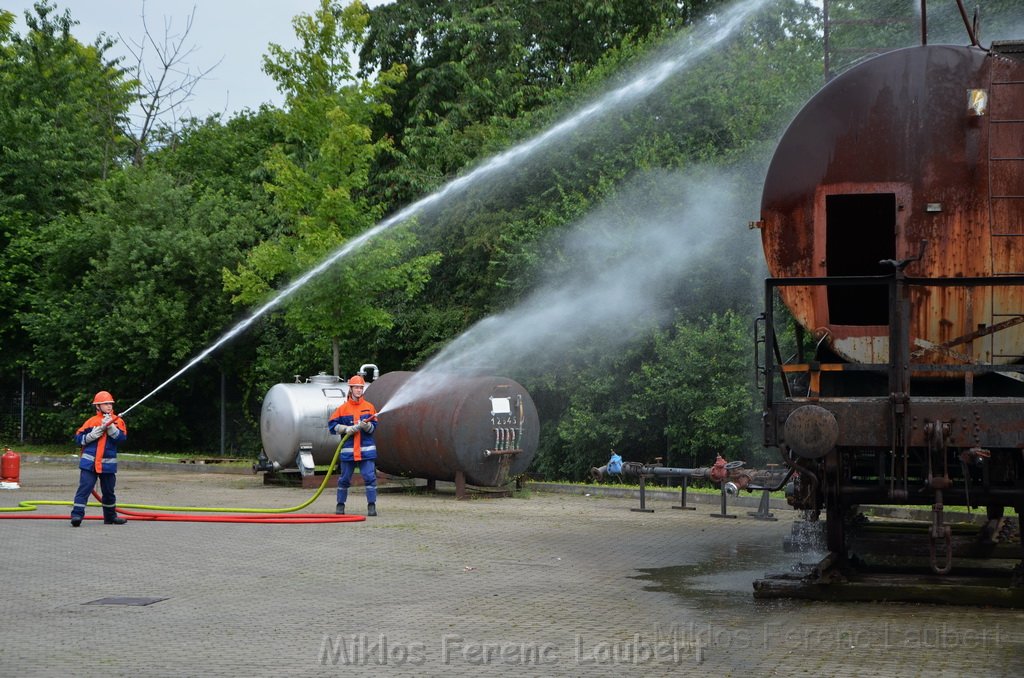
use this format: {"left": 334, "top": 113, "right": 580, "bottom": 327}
{"left": 119, "top": 0, "right": 770, "bottom": 416}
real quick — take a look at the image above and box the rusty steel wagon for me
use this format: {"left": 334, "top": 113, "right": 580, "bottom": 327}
{"left": 752, "top": 1, "right": 1024, "bottom": 598}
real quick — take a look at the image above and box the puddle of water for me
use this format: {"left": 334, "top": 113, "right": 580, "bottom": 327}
{"left": 631, "top": 542, "right": 823, "bottom": 612}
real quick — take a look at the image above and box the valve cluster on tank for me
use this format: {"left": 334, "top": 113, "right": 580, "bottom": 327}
{"left": 488, "top": 394, "right": 524, "bottom": 454}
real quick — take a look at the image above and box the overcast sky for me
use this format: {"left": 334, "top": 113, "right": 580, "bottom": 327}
{"left": 8, "top": 0, "right": 391, "bottom": 119}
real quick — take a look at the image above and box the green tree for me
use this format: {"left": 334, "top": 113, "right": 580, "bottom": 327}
{"left": 143, "top": 109, "right": 289, "bottom": 448}
{"left": 638, "top": 311, "right": 760, "bottom": 469}
{"left": 224, "top": 0, "right": 438, "bottom": 377}
{"left": 20, "top": 168, "right": 273, "bottom": 449}
{"left": 149, "top": 107, "right": 283, "bottom": 203}
{"left": 0, "top": 1, "right": 134, "bottom": 383}
{"left": 527, "top": 348, "right": 646, "bottom": 480}
{"left": 360, "top": 0, "right": 731, "bottom": 209}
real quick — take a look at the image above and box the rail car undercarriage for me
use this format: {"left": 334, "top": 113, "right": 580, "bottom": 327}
{"left": 755, "top": 270, "right": 1024, "bottom": 604}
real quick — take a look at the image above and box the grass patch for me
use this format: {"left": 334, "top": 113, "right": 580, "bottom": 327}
{"left": 554, "top": 480, "right": 1019, "bottom": 516}
{"left": 572, "top": 479, "right": 787, "bottom": 498}
{"left": 2, "top": 442, "right": 251, "bottom": 466}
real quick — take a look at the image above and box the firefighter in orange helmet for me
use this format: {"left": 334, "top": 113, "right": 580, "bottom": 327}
{"left": 70, "top": 391, "right": 128, "bottom": 527}
{"left": 327, "top": 374, "right": 378, "bottom": 516}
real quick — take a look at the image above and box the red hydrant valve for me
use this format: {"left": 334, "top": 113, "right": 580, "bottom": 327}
{"left": 710, "top": 454, "right": 728, "bottom": 483}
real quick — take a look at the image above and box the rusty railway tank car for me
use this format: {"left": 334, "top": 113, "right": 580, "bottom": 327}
{"left": 754, "top": 29, "right": 1024, "bottom": 578}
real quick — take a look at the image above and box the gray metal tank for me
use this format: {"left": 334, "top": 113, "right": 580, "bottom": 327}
{"left": 366, "top": 371, "right": 539, "bottom": 487}
{"left": 260, "top": 373, "right": 349, "bottom": 468}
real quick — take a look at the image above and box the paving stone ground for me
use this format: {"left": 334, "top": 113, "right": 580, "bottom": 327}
{"left": 2, "top": 460, "right": 1022, "bottom": 677}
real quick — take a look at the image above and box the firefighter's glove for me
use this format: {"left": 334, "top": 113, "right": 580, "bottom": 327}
{"left": 330, "top": 424, "right": 344, "bottom": 436}
{"left": 345, "top": 425, "right": 360, "bottom": 436}
{"left": 358, "top": 419, "right": 373, "bottom": 433}
{"left": 101, "top": 414, "right": 113, "bottom": 426}
{"left": 106, "top": 423, "right": 120, "bottom": 438}
{"left": 84, "top": 426, "right": 104, "bottom": 443}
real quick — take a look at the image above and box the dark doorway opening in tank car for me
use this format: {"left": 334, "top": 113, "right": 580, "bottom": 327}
{"left": 825, "top": 193, "right": 896, "bottom": 325}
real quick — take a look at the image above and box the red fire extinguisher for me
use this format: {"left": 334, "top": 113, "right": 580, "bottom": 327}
{"left": 1, "top": 448, "right": 20, "bottom": 484}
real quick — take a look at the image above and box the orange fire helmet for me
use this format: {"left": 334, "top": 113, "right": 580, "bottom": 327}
{"left": 92, "top": 391, "right": 115, "bottom": 405}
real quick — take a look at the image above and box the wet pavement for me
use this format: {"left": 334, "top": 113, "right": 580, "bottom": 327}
{"left": 2, "top": 460, "right": 1022, "bottom": 677}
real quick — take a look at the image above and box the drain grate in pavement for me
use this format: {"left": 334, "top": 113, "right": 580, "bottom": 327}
{"left": 84, "top": 597, "right": 168, "bottom": 606}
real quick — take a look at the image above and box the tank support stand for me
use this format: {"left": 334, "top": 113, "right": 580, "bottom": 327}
{"left": 747, "top": 488, "right": 777, "bottom": 520}
{"left": 672, "top": 476, "right": 696, "bottom": 511}
{"left": 710, "top": 483, "right": 737, "bottom": 519}
{"left": 631, "top": 474, "right": 655, "bottom": 513}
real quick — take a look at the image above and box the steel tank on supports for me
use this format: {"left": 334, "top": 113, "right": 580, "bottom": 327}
{"left": 366, "top": 371, "right": 539, "bottom": 487}
{"left": 259, "top": 372, "right": 349, "bottom": 470}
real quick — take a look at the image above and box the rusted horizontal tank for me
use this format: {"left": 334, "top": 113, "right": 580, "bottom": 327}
{"left": 366, "top": 371, "right": 539, "bottom": 487}
{"left": 757, "top": 43, "right": 1024, "bottom": 366}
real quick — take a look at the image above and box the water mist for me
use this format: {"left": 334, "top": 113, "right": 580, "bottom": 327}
{"left": 377, "top": 169, "right": 759, "bottom": 416}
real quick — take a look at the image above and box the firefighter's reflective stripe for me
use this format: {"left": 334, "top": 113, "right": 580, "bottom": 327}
{"left": 80, "top": 453, "right": 117, "bottom": 469}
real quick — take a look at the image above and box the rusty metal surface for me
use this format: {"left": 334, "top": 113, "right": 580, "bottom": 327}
{"left": 765, "top": 397, "right": 1024, "bottom": 449}
{"left": 366, "top": 371, "right": 539, "bottom": 487}
{"left": 760, "top": 44, "right": 1024, "bottom": 366}
{"left": 782, "top": 404, "right": 839, "bottom": 458}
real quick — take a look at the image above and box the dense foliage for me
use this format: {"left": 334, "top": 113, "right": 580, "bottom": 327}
{"left": 2, "top": 0, "right": 1018, "bottom": 477}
